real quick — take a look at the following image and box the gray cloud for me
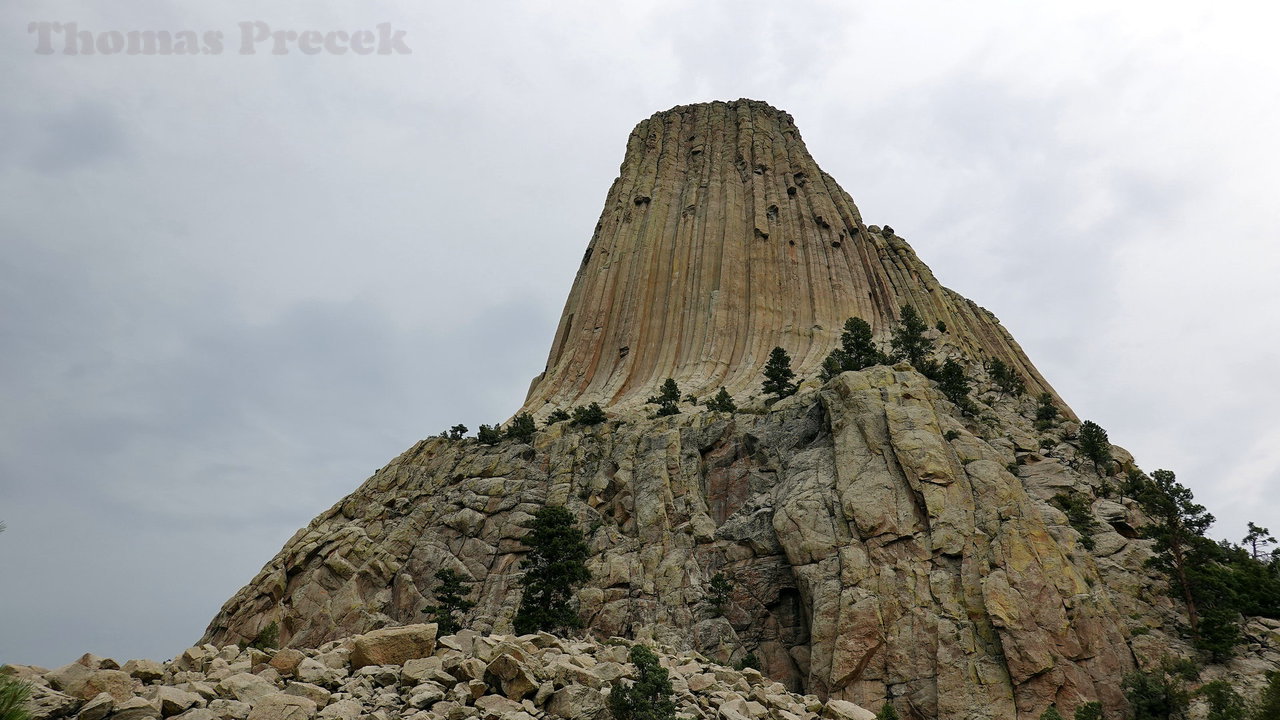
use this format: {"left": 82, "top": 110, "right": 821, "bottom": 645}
{"left": 2, "top": 1, "right": 1278, "bottom": 669}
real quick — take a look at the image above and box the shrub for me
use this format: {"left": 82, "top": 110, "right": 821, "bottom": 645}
{"left": 734, "top": 653, "right": 760, "bottom": 671}
{"left": 1122, "top": 660, "right": 1194, "bottom": 720}
{"left": 935, "top": 320, "right": 947, "bottom": 333}
{"left": 987, "top": 358, "right": 1026, "bottom": 396}
{"left": 1073, "top": 701, "right": 1103, "bottom": 720}
{"left": 944, "top": 430, "right": 960, "bottom": 441}
{"left": 423, "top": 568, "right": 475, "bottom": 636}
{"left": 1052, "top": 492, "right": 1100, "bottom": 551}
{"left": 1254, "top": 671, "right": 1280, "bottom": 720}
{"left": 1039, "top": 707, "right": 1063, "bottom": 720}
{"left": 761, "top": 347, "right": 797, "bottom": 400}
{"left": 513, "top": 506, "right": 591, "bottom": 635}
{"left": 647, "top": 378, "right": 681, "bottom": 417}
{"left": 1035, "top": 393, "right": 1059, "bottom": 430}
{"left": 571, "top": 403, "right": 607, "bottom": 426}
{"left": 876, "top": 703, "right": 900, "bottom": 720}
{"left": 705, "top": 388, "right": 737, "bottom": 413}
{"left": 505, "top": 412, "right": 536, "bottom": 443}
{"left": 250, "top": 620, "right": 279, "bottom": 651}
{"left": 0, "top": 674, "right": 32, "bottom": 720}
{"left": 1198, "top": 679, "right": 1245, "bottom": 720}
{"left": 544, "top": 408, "right": 571, "bottom": 427}
{"left": 609, "top": 645, "right": 676, "bottom": 720}
{"left": 446, "top": 424, "right": 468, "bottom": 441}
{"left": 477, "top": 424, "right": 503, "bottom": 445}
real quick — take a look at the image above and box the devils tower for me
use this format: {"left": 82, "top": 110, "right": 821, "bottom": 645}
{"left": 199, "top": 101, "right": 1279, "bottom": 720}
{"left": 522, "top": 99, "right": 1057, "bottom": 415}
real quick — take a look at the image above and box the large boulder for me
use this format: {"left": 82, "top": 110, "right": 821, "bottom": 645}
{"left": 348, "top": 625, "right": 437, "bottom": 669}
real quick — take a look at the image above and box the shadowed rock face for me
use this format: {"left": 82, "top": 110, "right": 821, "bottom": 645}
{"left": 521, "top": 99, "right": 1059, "bottom": 416}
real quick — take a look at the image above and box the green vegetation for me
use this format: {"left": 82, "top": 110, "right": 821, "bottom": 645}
{"left": 647, "top": 378, "right": 682, "bottom": 417}
{"left": 821, "top": 317, "right": 885, "bottom": 380}
{"left": 476, "top": 423, "right": 503, "bottom": 445}
{"left": 0, "top": 674, "right": 32, "bottom": 720}
{"left": 1034, "top": 392, "right": 1059, "bottom": 431}
{"left": 1198, "top": 679, "right": 1246, "bottom": 720}
{"left": 987, "top": 358, "right": 1026, "bottom": 396}
{"left": 1255, "top": 671, "right": 1280, "bottom": 720}
{"left": 544, "top": 408, "right": 571, "bottom": 427}
{"left": 571, "top": 402, "right": 607, "bottom": 426}
{"left": 505, "top": 412, "right": 536, "bottom": 443}
{"left": 876, "top": 703, "right": 900, "bottom": 720}
{"left": 889, "top": 304, "right": 936, "bottom": 375}
{"left": 1073, "top": 701, "right": 1103, "bottom": 720}
{"left": 733, "top": 653, "right": 760, "bottom": 671}
{"left": 1127, "top": 468, "right": 1280, "bottom": 661}
{"left": 706, "top": 572, "right": 732, "bottom": 617}
{"left": 936, "top": 359, "right": 978, "bottom": 415}
{"left": 423, "top": 568, "right": 475, "bottom": 636}
{"left": 513, "top": 506, "right": 591, "bottom": 635}
{"left": 1038, "top": 707, "right": 1063, "bottom": 720}
{"left": 1122, "top": 659, "right": 1195, "bottom": 720}
{"left": 1244, "top": 522, "right": 1277, "bottom": 560}
{"left": 249, "top": 620, "right": 279, "bottom": 651}
{"left": 704, "top": 387, "right": 737, "bottom": 413}
{"left": 935, "top": 320, "right": 947, "bottom": 333}
{"left": 761, "top": 347, "right": 797, "bottom": 400}
{"left": 1078, "top": 420, "right": 1113, "bottom": 475}
{"left": 608, "top": 645, "right": 676, "bottom": 720}
{"left": 446, "top": 424, "right": 467, "bottom": 441}
{"left": 1052, "top": 492, "right": 1099, "bottom": 551}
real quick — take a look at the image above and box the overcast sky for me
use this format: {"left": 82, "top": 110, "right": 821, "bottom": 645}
{"left": 3, "top": 1, "right": 1279, "bottom": 669}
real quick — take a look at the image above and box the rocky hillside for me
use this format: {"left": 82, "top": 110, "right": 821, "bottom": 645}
{"left": 195, "top": 359, "right": 1259, "bottom": 719}
{"left": 9, "top": 623, "right": 884, "bottom": 720}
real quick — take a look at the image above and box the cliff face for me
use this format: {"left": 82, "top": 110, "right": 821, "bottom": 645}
{"left": 199, "top": 100, "right": 1277, "bottom": 720}
{"left": 521, "top": 99, "right": 1059, "bottom": 416}
{"left": 202, "top": 365, "right": 1196, "bottom": 719}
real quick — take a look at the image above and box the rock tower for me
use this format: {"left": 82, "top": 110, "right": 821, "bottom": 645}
{"left": 522, "top": 99, "right": 1057, "bottom": 414}
{"left": 200, "top": 101, "right": 1275, "bottom": 719}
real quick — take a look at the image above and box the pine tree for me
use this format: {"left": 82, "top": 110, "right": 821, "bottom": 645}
{"left": 876, "top": 703, "right": 900, "bottom": 720}
{"left": 841, "top": 317, "right": 882, "bottom": 370}
{"left": 609, "top": 645, "right": 677, "bottom": 720}
{"left": 1038, "top": 707, "right": 1064, "bottom": 720}
{"left": 544, "top": 408, "right": 571, "bottom": 427}
{"left": 1035, "top": 392, "right": 1060, "bottom": 431}
{"left": 762, "top": 347, "right": 797, "bottom": 400}
{"left": 936, "top": 359, "right": 977, "bottom": 415}
{"left": 706, "top": 572, "right": 732, "bottom": 616}
{"left": 1122, "top": 660, "right": 1194, "bottom": 720}
{"left": 571, "top": 402, "right": 607, "bottom": 426}
{"left": 1199, "top": 679, "right": 1245, "bottom": 720}
{"left": 705, "top": 388, "right": 737, "bottom": 413}
{"left": 505, "top": 412, "right": 536, "bottom": 443}
{"left": 889, "top": 304, "right": 935, "bottom": 373}
{"left": 447, "top": 424, "right": 468, "bottom": 441}
{"left": 1244, "top": 522, "right": 1277, "bottom": 561}
{"left": 987, "top": 358, "right": 1026, "bottom": 396}
{"left": 1078, "top": 421, "right": 1113, "bottom": 475}
{"left": 477, "top": 424, "right": 503, "bottom": 445}
{"left": 423, "top": 568, "right": 475, "bottom": 636}
{"left": 647, "top": 378, "right": 681, "bottom": 417}
{"left": 1255, "top": 671, "right": 1280, "bottom": 720}
{"left": 513, "top": 506, "right": 591, "bottom": 635}
{"left": 1139, "top": 469, "right": 1214, "bottom": 633}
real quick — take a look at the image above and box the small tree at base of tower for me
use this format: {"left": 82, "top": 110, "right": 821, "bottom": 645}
{"left": 513, "top": 505, "right": 591, "bottom": 635}
{"left": 608, "top": 645, "right": 677, "bottom": 720}
{"left": 647, "top": 378, "right": 681, "bottom": 417}
{"left": 1244, "top": 522, "right": 1277, "bottom": 560}
{"left": 505, "top": 412, "right": 536, "bottom": 443}
{"left": 1078, "top": 420, "right": 1113, "bottom": 475}
{"left": 705, "top": 387, "right": 736, "bottom": 413}
{"left": 1034, "top": 392, "right": 1060, "bottom": 431}
{"left": 544, "top": 408, "right": 571, "bottom": 427}
{"left": 762, "top": 347, "right": 797, "bottom": 400}
{"left": 571, "top": 403, "right": 607, "bottom": 426}
{"left": 936, "top": 359, "right": 978, "bottom": 415}
{"left": 889, "top": 304, "right": 935, "bottom": 375}
{"left": 423, "top": 568, "right": 475, "bottom": 635}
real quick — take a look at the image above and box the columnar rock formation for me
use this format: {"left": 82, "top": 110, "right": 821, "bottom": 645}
{"left": 521, "top": 99, "right": 1057, "bottom": 415}
{"left": 195, "top": 100, "right": 1280, "bottom": 719}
